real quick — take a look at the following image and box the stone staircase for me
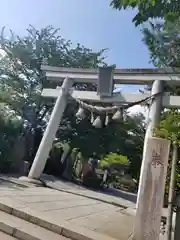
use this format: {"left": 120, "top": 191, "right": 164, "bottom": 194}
{"left": 0, "top": 210, "right": 69, "bottom": 240}
{"left": 0, "top": 176, "right": 129, "bottom": 240}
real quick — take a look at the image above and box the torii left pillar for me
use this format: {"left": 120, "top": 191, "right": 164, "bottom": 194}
{"left": 20, "top": 77, "right": 73, "bottom": 182}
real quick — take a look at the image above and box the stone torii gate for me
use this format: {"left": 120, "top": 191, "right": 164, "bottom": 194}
{"left": 27, "top": 66, "right": 180, "bottom": 180}
{"left": 21, "top": 66, "right": 180, "bottom": 239}
{"left": 24, "top": 66, "right": 180, "bottom": 181}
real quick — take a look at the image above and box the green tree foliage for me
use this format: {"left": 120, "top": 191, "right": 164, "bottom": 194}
{"left": 155, "top": 110, "right": 180, "bottom": 144}
{"left": 0, "top": 25, "right": 105, "bottom": 121}
{"left": 110, "top": 0, "right": 180, "bottom": 26}
{"left": 0, "top": 25, "right": 106, "bottom": 163}
{"left": 94, "top": 113, "right": 145, "bottom": 177}
{"left": 0, "top": 103, "right": 22, "bottom": 172}
{"left": 143, "top": 20, "right": 180, "bottom": 68}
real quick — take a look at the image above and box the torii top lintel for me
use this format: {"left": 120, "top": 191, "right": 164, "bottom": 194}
{"left": 41, "top": 65, "right": 180, "bottom": 85}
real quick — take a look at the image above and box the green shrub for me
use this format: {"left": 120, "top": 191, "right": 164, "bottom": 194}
{"left": 100, "top": 153, "right": 130, "bottom": 169}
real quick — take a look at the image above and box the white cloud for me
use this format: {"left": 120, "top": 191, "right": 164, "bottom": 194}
{"left": 128, "top": 105, "right": 148, "bottom": 119}
{"left": 113, "top": 87, "right": 148, "bottom": 118}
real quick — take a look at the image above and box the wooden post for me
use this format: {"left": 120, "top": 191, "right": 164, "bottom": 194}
{"left": 133, "top": 137, "right": 170, "bottom": 240}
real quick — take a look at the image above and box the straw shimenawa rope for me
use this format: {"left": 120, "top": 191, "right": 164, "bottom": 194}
{"left": 75, "top": 98, "right": 120, "bottom": 114}
{"left": 70, "top": 91, "right": 163, "bottom": 114}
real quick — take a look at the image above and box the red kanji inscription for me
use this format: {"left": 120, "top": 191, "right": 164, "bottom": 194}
{"left": 151, "top": 149, "right": 163, "bottom": 168}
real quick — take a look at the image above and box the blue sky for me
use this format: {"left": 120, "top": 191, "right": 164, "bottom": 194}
{"left": 0, "top": 0, "right": 152, "bottom": 68}
{"left": 0, "top": 0, "right": 152, "bottom": 102}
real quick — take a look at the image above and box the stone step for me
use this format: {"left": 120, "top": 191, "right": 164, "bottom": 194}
{"left": 0, "top": 200, "right": 117, "bottom": 240}
{"left": 0, "top": 231, "right": 18, "bottom": 240}
{"left": 0, "top": 210, "right": 69, "bottom": 240}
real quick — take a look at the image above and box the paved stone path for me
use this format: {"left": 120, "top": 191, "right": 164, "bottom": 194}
{"left": 0, "top": 175, "right": 173, "bottom": 239}
{"left": 41, "top": 175, "right": 175, "bottom": 238}
{"left": 0, "top": 178, "right": 134, "bottom": 240}
{"left": 41, "top": 174, "right": 136, "bottom": 209}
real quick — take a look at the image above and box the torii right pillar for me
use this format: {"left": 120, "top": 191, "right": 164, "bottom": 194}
{"left": 133, "top": 80, "right": 171, "bottom": 240}
{"left": 136, "top": 80, "right": 164, "bottom": 207}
